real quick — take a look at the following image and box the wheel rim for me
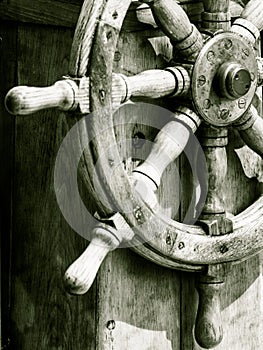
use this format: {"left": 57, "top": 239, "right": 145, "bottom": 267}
{"left": 69, "top": 0, "right": 263, "bottom": 270}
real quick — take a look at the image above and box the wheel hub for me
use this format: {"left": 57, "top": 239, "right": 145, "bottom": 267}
{"left": 192, "top": 32, "right": 258, "bottom": 127}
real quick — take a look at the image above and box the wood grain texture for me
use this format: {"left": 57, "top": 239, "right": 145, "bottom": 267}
{"left": 0, "top": 21, "right": 17, "bottom": 349}
{"left": 0, "top": 0, "right": 81, "bottom": 28}
{"left": 69, "top": 0, "right": 106, "bottom": 76}
{"left": 202, "top": 0, "right": 231, "bottom": 30}
{"left": 0, "top": 0, "right": 204, "bottom": 30}
{"left": 199, "top": 128, "right": 228, "bottom": 218}
{"left": 237, "top": 105, "right": 263, "bottom": 157}
{"left": 5, "top": 79, "right": 78, "bottom": 115}
{"left": 2, "top": 1, "right": 263, "bottom": 350}
{"left": 144, "top": 0, "right": 203, "bottom": 59}
{"left": 241, "top": 0, "right": 263, "bottom": 31}
{"left": 133, "top": 108, "right": 200, "bottom": 188}
{"left": 181, "top": 127, "right": 262, "bottom": 350}
{"left": 91, "top": 20, "right": 182, "bottom": 349}
{"left": 9, "top": 23, "right": 97, "bottom": 349}
{"left": 5, "top": 68, "right": 190, "bottom": 116}
{"left": 96, "top": 249, "right": 181, "bottom": 350}
{"left": 203, "top": 0, "right": 230, "bottom": 12}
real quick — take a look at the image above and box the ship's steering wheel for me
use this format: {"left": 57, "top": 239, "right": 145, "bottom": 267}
{"left": 5, "top": 0, "right": 263, "bottom": 348}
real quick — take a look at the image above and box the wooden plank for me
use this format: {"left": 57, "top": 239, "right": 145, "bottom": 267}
{"left": 93, "top": 29, "right": 181, "bottom": 350}
{"left": 0, "top": 0, "right": 203, "bottom": 31}
{"left": 96, "top": 249, "right": 181, "bottom": 350}
{"left": 9, "top": 22, "right": 97, "bottom": 349}
{"left": 0, "top": 21, "right": 17, "bottom": 349}
{"left": 0, "top": 0, "right": 150, "bottom": 31}
{"left": 0, "top": 0, "right": 81, "bottom": 28}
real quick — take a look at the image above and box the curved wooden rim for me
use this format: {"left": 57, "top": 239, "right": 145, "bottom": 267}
{"left": 70, "top": 0, "right": 263, "bottom": 269}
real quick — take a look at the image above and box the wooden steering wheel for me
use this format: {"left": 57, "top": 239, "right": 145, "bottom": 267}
{"left": 5, "top": 0, "right": 263, "bottom": 348}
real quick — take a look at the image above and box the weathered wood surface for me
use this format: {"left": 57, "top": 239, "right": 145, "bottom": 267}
{"left": 241, "top": 0, "right": 263, "bottom": 31}
{"left": 1, "top": 23, "right": 98, "bottom": 349}
{"left": 0, "top": 0, "right": 203, "bottom": 31}
{"left": 0, "top": 22, "right": 17, "bottom": 349}
{"left": 237, "top": 105, "right": 263, "bottom": 157}
{"left": 1, "top": 1, "right": 263, "bottom": 349}
{"left": 134, "top": 108, "right": 200, "bottom": 188}
{"left": 5, "top": 68, "right": 191, "bottom": 115}
{"left": 0, "top": 0, "right": 245, "bottom": 33}
{"left": 1, "top": 17, "right": 182, "bottom": 350}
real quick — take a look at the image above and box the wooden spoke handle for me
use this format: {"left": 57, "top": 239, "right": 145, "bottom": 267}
{"left": 202, "top": 0, "right": 231, "bottom": 31}
{"left": 142, "top": 0, "right": 203, "bottom": 58}
{"left": 241, "top": 0, "right": 263, "bottom": 31}
{"left": 64, "top": 225, "right": 121, "bottom": 295}
{"left": 5, "top": 67, "right": 190, "bottom": 116}
{"left": 231, "top": 0, "right": 263, "bottom": 43}
{"left": 235, "top": 105, "right": 263, "bottom": 157}
{"left": 118, "top": 66, "right": 190, "bottom": 100}
{"left": 5, "top": 79, "right": 79, "bottom": 115}
{"left": 133, "top": 107, "right": 201, "bottom": 189}
{"left": 195, "top": 282, "right": 223, "bottom": 349}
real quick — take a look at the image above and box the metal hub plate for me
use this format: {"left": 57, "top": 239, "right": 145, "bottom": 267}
{"left": 192, "top": 32, "right": 258, "bottom": 127}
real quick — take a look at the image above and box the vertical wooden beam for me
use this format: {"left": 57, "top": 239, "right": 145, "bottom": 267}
{"left": 0, "top": 21, "right": 17, "bottom": 350}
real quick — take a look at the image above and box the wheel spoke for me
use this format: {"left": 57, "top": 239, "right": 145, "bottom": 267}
{"left": 133, "top": 107, "right": 201, "bottom": 191}
{"left": 241, "top": 0, "right": 263, "bottom": 31}
{"left": 231, "top": 0, "right": 263, "bottom": 44}
{"left": 202, "top": 0, "right": 231, "bottom": 31}
{"left": 234, "top": 105, "right": 263, "bottom": 157}
{"left": 142, "top": 0, "right": 203, "bottom": 59}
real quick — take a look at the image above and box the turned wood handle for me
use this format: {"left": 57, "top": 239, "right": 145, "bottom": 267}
{"left": 203, "top": 0, "right": 230, "bottom": 13}
{"left": 64, "top": 225, "right": 120, "bottom": 295}
{"left": 231, "top": 0, "right": 263, "bottom": 43}
{"left": 5, "top": 79, "right": 78, "bottom": 115}
{"left": 122, "top": 67, "right": 190, "bottom": 99}
{"left": 142, "top": 0, "right": 203, "bottom": 58}
{"left": 199, "top": 127, "right": 228, "bottom": 220}
{"left": 142, "top": 0, "right": 192, "bottom": 42}
{"left": 241, "top": 0, "right": 263, "bottom": 31}
{"left": 202, "top": 0, "right": 231, "bottom": 31}
{"left": 195, "top": 282, "right": 223, "bottom": 349}
{"left": 133, "top": 108, "right": 200, "bottom": 188}
{"left": 5, "top": 68, "right": 190, "bottom": 116}
{"left": 235, "top": 106, "right": 263, "bottom": 157}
